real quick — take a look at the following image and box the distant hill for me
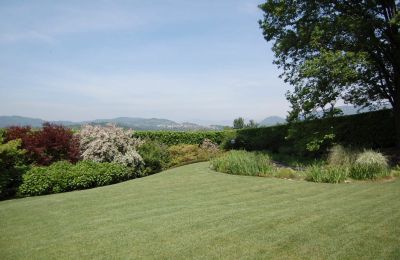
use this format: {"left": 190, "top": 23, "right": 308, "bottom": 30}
{"left": 259, "top": 116, "right": 286, "bottom": 126}
{"left": 310, "top": 105, "right": 390, "bottom": 118}
{"left": 0, "top": 116, "right": 214, "bottom": 131}
{"left": 0, "top": 116, "right": 45, "bottom": 128}
{"left": 257, "top": 105, "right": 391, "bottom": 127}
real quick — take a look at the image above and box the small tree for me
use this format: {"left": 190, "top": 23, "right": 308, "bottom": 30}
{"left": 5, "top": 123, "right": 80, "bottom": 165}
{"left": 259, "top": 0, "right": 400, "bottom": 146}
{"left": 233, "top": 117, "right": 245, "bottom": 129}
{"left": 246, "top": 120, "right": 259, "bottom": 128}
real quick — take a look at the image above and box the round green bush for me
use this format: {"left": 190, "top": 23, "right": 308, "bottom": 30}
{"left": 350, "top": 150, "right": 389, "bottom": 179}
{"left": 138, "top": 139, "right": 171, "bottom": 174}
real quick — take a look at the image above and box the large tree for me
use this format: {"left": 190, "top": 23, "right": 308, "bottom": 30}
{"left": 259, "top": 0, "right": 400, "bottom": 145}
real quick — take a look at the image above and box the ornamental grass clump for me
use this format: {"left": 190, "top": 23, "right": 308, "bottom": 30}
{"left": 79, "top": 124, "right": 143, "bottom": 168}
{"left": 350, "top": 150, "right": 389, "bottom": 179}
{"left": 305, "top": 164, "right": 349, "bottom": 183}
{"left": 210, "top": 150, "right": 275, "bottom": 176}
{"left": 328, "top": 145, "right": 358, "bottom": 166}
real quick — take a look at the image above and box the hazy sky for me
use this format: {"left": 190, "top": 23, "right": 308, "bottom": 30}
{"left": 0, "top": 0, "right": 290, "bottom": 125}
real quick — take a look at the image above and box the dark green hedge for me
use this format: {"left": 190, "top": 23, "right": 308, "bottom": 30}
{"left": 133, "top": 130, "right": 234, "bottom": 146}
{"left": 234, "top": 109, "right": 395, "bottom": 155}
{"left": 18, "top": 161, "right": 140, "bottom": 196}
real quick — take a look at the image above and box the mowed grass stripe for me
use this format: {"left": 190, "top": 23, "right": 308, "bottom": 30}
{"left": 0, "top": 162, "right": 399, "bottom": 259}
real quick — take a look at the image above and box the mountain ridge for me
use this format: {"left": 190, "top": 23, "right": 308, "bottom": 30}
{"left": 0, "top": 115, "right": 223, "bottom": 131}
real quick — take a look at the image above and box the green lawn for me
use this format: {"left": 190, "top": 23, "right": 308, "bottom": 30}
{"left": 1, "top": 162, "right": 399, "bottom": 259}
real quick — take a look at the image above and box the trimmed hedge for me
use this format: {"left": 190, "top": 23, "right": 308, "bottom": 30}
{"left": 133, "top": 130, "right": 234, "bottom": 146}
{"left": 234, "top": 109, "right": 395, "bottom": 155}
{"left": 18, "top": 161, "right": 140, "bottom": 196}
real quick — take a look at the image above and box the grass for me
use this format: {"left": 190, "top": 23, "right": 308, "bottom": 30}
{"left": 1, "top": 162, "right": 399, "bottom": 259}
{"left": 210, "top": 150, "right": 275, "bottom": 176}
{"left": 265, "top": 150, "right": 324, "bottom": 168}
{"left": 305, "top": 164, "right": 349, "bottom": 183}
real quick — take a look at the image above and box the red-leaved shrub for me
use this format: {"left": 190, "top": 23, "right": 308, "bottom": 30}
{"left": 5, "top": 123, "right": 80, "bottom": 165}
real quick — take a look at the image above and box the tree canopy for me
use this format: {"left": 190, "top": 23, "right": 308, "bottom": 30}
{"left": 233, "top": 117, "right": 245, "bottom": 129}
{"left": 259, "top": 0, "right": 400, "bottom": 144}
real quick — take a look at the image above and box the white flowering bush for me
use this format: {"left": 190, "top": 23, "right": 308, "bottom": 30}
{"left": 79, "top": 124, "right": 144, "bottom": 168}
{"left": 200, "top": 138, "right": 220, "bottom": 153}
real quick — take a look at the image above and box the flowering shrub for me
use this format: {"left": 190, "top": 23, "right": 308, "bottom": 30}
{"left": 79, "top": 124, "right": 143, "bottom": 168}
{"left": 5, "top": 123, "right": 80, "bottom": 165}
{"left": 200, "top": 139, "right": 220, "bottom": 153}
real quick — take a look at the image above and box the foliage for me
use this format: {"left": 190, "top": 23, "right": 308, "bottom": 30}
{"left": 0, "top": 128, "right": 5, "bottom": 141}
{"left": 0, "top": 139, "right": 29, "bottom": 199}
{"left": 219, "top": 130, "right": 238, "bottom": 150}
{"left": 133, "top": 130, "right": 232, "bottom": 146}
{"left": 5, "top": 123, "right": 80, "bottom": 165}
{"left": 234, "top": 124, "right": 288, "bottom": 152}
{"left": 233, "top": 117, "right": 245, "bottom": 129}
{"left": 79, "top": 124, "right": 143, "bottom": 168}
{"left": 233, "top": 118, "right": 258, "bottom": 129}
{"left": 305, "top": 133, "right": 335, "bottom": 153}
{"left": 265, "top": 151, "right": 322, "bottom": 168}
{"left": 211, "top": 150, "right": 275, "bottom": 176}
{"left": 200, "top": 138, "right": 220, "bottom": 153}
{"left": 259, "top": 0, "right": 400, "bottom": 144}
{"left": 393, "top": 165, "right": 400, "bottom": 177}
{"left": 305, "top": 164, "right": 349, "bottom": 184}
{"left": 246, "top": 119, "right": 259, "bottom": 129}
{"left": 18, "top": 160, "right": 138, "bottom": 196}
{"left": 327, "top": 145, "right": 359, "bottom": 166}
{"left": 138, "top": 139, "right": 170, "bottom": 175}
{"left": 234, "top": 109, "right": 395, "bottom": 155}
{"left": 349, "top": 150, "right": 389, "bottom": 179}
{"left": 168, "top": 142, "right": 221, "bottom": 167}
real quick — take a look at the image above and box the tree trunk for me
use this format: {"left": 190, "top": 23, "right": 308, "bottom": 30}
{"left": 394, "top": 100, "right": 400, "bottom": 148}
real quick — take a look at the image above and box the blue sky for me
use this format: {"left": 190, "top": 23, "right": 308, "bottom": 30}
{"left": 0, "top": 0, "right": 290, "bottom": 125}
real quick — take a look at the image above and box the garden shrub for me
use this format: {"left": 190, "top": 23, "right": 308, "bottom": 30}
{"left": 0, "top": 139, "right": 29, "bottom": 199}
{"left": 210, "top": 150, "right": 275, "bottom": 176}
{"left": 5, "top": 123, "right": 80, "bottom": 165}
{"left": 79, "top": 124, "right": 143, "bottom": 168}
{"left": 18, "top": 160, "right": 138, "bottom": 196}
{"left": 0, "top": 128, "right": 5, "bottom": 140}
{"left": 200, "top": 138, "right": 220, "bottom": 153}
{"left": 305, "top": 164, "right": 349, "bottom": 183}
{"left": 138, "top": 139, "right": 171, "bottom": 174}
{"left": 349, "top": 150, "right": 389, "bottom": 179}
{"left": 168, "top": 144, "right": 212, "bottom": 167}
